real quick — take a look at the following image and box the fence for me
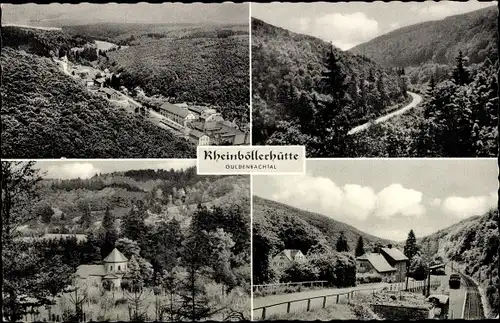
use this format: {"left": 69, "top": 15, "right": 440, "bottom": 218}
{"left": 252, "top": 280, "right": 328, "bottom": 293}
{"left": 253, "top": 280, "right": 442, "bottom": 320}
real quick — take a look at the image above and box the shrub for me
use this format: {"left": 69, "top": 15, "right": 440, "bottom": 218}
{"left": 356, "top": 273, "right": 383, "bottom": 284}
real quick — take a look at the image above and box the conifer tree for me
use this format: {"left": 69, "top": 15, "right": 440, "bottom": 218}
{"left": 355, "top": 236, "right": 365, "bottom": 257}
{"left": 452, "top": 51, "right": 470, "bottom": 85}
{"left": 336, "top": 231, "right": 349, "bottom": 252}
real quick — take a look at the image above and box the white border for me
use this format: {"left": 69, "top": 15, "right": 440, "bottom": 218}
{"left": 196, "top": 145, "right": 306, "bottom": 175}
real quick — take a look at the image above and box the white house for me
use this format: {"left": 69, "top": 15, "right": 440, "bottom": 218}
{"left": 271, "top": 249, "right": 307, "bottom": 271}
{"left": 75, "top": 248, "right": 128, "bottom": 288}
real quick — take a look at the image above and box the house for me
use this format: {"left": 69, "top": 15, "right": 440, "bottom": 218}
{"left": 270, "top": 249, "right": 307, "bottom": 271}
{"left": 94, "top": 77, "right": 106, "bottom": 88}
{"left": 356, "top": 245, "right": 409, "bottom": 282}
{"left": 99, "top": 88, "right": 122, "bottom": 101}
{"left": 159, "top": 102, "right": 197, "bottom": 127}
{"left": 356, "top": 253, "right": 397, "bottom": 281}
{"left": 85, "top": 80, "right": 94, "bottom": 88}
{"left": 75, "top": 248, "right": 128, "bottom": 288}
{"left": 188, "top": 129, "right": 210, "bottom": 146}
{"left": 76, "top": 69, "right": 89, "bottom": 79}
{"left": 380, "top": 245, "right": 409, "bottom": 282}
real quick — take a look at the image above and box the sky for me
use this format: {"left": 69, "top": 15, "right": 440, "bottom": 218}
{"left": 253, "top": 159, "right": 498, "bottom": 242}
{"left": 252, "top": 1, "right": 498, "bottom": 50}
{"left": 34, "top": 160, "right": 196, "bottom": 179}
{"left": 2, "top": 3, "right": 249, "bottom": 26}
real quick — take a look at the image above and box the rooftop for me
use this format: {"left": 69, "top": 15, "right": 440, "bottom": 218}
{"left": 357, "top": 252, "right": 397, "bottom": 273}
{"left": 103, "top": 248, "right": 128, "bottom": 263}
{"left": 381, "top": 247, "right": 409, "bottom": 262}
{"left": 76, "top": 265, "right": 106, "bottom": 278}
{"left": 160, "top": 102, "right": 191, "bottom": 118}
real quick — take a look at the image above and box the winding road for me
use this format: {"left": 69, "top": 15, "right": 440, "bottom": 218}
{"left": 348, "top": 91, "right": 423, "bottom": 135}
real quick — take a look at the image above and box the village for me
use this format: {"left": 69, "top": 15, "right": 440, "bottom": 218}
{"left": 254, "top": 243, "right": 482, "bottom": 320}
{"left": 52, "top": 49, "right": 249, "bottom": 147}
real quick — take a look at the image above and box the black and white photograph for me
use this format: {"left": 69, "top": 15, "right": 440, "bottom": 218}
{"left": 251, "top": 1, "right": 498, "bottom": 157}
{"left": 2, "top": 160, "right": 251, "bottom": 322}
{"left": 1, "top": 3, "right": 250, "bottom": 159}
{"left": 252, "top": 159, "right": 498, "bottom": 320}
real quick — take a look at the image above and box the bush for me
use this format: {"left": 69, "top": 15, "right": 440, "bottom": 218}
{"left": 356, "top": 273, "right": 383, "bottom": 284}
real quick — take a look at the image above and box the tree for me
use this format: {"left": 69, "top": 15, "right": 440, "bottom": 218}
{"left": 336, "top": 231, "right": 349, "bottom": 252}
{"left": 1, "top": 161, "right": 43, "bottom": 242}
{"left": 122, "top": 204, "right": 147, "bottom": 243}
{"left": 404, "top": 229, "right": 419, "bottom": 290}
{"left": 404, "top": 230, "right": 418, "bottom": 260}
{"left": 355, "top": 236, "right": 365, "bottom": 257}
{"left": 36, "top": 202, "right": 55, "bottom": 224}
{"left": 452, "top": 51, "right": 470, "bottom": 85}
{"left": 101, "top": 206, "right": 118, "bottom": 257}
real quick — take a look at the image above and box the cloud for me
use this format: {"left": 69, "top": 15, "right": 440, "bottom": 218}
{"left": 45, "top": 162, "right": 100, "bottom": 179}
{"left": 441, "top": 192, "right": 497, "bottom": 219}
{"left": 293, "top": 12, "right": 379, "bottom": 50}
{"left": 430, "top": 198, "right": 442, "bottom": 207}
{"left": 269, "top": 175, "right": 425, "bottom": 222}
{"left": 375, "top": 184, "right": 426, "bottom": 219}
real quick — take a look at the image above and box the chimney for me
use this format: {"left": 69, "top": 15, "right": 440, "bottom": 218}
{"left": 387, "top": 244, "right": 393, "bottom": 249}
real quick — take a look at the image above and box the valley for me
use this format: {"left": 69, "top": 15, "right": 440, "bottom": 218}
{"left": 252, "top": 5, "right": 498, "bottom": 157}
{"left": 1, "top": 6, "right": 250, "bottom": 157}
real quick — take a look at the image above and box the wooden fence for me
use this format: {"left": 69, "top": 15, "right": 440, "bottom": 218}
{"left": 252, "top": 280, "right": 328, "bottom": 292}
{"left": 253, "top": 280, "right": 441, "bottom": 320}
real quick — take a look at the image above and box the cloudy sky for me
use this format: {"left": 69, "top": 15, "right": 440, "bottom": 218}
{"left": 2, "top": 3, "right": 248, "bottom": 26}
{"left": 253, "top": 159, "right": 498, "bottom": 242}
{"left": 252, "top": 1, "right": 497, "bottom": 50}
{"left": 34, "top": 160, "right": 196, "bottom": 179}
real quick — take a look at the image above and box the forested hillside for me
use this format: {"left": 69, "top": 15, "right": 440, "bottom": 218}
{"left": 251, "top": 18, "right": 409, "bottom": 156}
{"left": 351, "top": 7, "right": 498, "bottom": 69}
{"left": 347, "top": 56, "right": 498, "bottom": 157}
{"left": 4, "top": 163, "right": 250, "bottom": 321}
{"left": 252, "top": 196, "right": 393, "bottom": 285}
{"left": 1, "top": 47, "right": 195, "bottom": 158}
{"left": 419, "top": 209, "right": 499, "bottom": 317}
{"left": 61, "top": 23, "right": 250, "bottom": 126}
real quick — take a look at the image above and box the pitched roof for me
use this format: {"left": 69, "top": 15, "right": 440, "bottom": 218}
{"left": 103, "top": 273, "right": 120, "bottom": 279}
{"left": 76, "top": 265, "right": 106, "bottom": 278}
{"left": 103, "top": 248, "right": 128, "bottom": 263}
{"left": 381, "top": 247, "right": 409, "bottom": 262}
{"left": 189, "top": 129, "right": 208, "bottom": 139}
{"left": 276, "top": 249, "right": 304, "bottom": 261}
{"left": 160, "top": 102, "right": 191, "bottom": 118}
{"left": 357, "top": 253, "right": 396, "bottom": 273}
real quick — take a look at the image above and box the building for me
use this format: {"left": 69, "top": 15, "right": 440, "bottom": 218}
{"left": 356, "top": 253, "right": 397, "bottom": 281}
{"left": 75, "top": 248, "right": 128, "bottom": 288}
{"left": 380, "top": 245, "right": 409, "bottom": 282}
{"left": 356, "top": 245, "right": 409, "bottom": 282}
{"left": 99, "top": 88, "right": 122, "bottom": 101}
{"left": 270, "top": 249, "right": 307, "bottom": 271}
{"left": 188, "top": 129, "right": 210, "bottom": 146}
{"left": 85, "top": 80, "right": 94, "bottom": 88}
{"left": 159, "top": 102, "right": 196, "bottom": 127}
{"left": 94, "top": 77, "right": 106, "bottom": 88}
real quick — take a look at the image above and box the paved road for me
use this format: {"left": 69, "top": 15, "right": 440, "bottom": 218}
{"left": 348, "top": 91, "right": 423, "bottom": 135}
{"left": 253, "top": 282, "right": 389, "bottom": 319}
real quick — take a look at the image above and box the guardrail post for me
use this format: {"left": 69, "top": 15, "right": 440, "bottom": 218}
{"left": 261, "top": 307, "right": 266, "bottom": 320}
{"left": 307, "top": 299, "right": 311, "bottom": 312}
{"left": 323, "top": 296, "right": 327, "bottom": 308}
{"left": 287, "top": 302, "right": 291, "bottom": 314}
{"left": 336, "top": 295, "right": 340, "bottom": 304}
